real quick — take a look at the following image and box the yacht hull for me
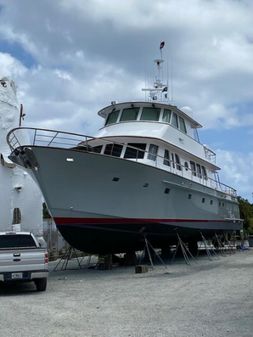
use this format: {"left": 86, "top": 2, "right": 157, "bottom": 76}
{"left": 10, "top": 146, "right": 242, "bottom": 254}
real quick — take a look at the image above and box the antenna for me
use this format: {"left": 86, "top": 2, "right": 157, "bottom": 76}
{"left": 170, "top": 53, "right": 174, "bottom": 103}
{"left": 142, "top": 41, "right": 168, "bottom": 102}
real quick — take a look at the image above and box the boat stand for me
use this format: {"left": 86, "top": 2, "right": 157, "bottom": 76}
{"left": 53, "top": 246, "right": 83, "bottom": 271}
{"left": 213, "top": 233, "right": 226, "bottom": 256}
{"left": 200, "top": 232, "right": 218, "bottom": 260}
{"left": 171, "top": 234, "right": 196, "bottom": 265}
{"left": 223, "top": 232, "right": 236, "bottom": 254}
{"left": 138, "top": 235, "right": 167, "bottom": 270}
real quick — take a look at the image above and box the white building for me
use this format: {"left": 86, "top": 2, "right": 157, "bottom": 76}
{"left": 0, "top": 77, "right": 43, "bottom": 234}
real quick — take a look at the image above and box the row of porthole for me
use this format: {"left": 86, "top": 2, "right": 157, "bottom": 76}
{"left": 189, "top": 193, "right": 225, "bottom": 206}
{"left": 112, "top": 177, "right": 226, "bottom": 207}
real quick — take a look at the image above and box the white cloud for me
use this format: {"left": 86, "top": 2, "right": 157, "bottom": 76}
{"left": 0, "top": 0, "right": 253, "bottom": 131}
{"left": 0, "top": 52, "right": 27, "bottom": 79}
{"left": 217, "top": 149, "right": 253, "bottom": 199}
{"left": 1, "top": 0, "right": 253, "bottom": 199}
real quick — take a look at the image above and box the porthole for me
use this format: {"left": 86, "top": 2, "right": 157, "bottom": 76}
{"left": 143, "top": 183, "right": 149, "bottom": 188}
{"left": 164, "top": 188, "right": 170, "bottom": 194}
{"left": 112, "top": 177, "right": 120, "bottom": 182}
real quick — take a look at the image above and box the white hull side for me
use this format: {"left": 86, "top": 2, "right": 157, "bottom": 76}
{"left": 10, "top": 146, "right": 242, "bottom": 253}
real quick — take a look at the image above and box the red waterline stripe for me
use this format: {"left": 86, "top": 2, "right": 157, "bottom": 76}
{"left": 54, "top": 217, "right": 229, "bottom": 225}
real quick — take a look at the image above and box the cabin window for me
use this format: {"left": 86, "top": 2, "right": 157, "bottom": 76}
{"left": 185, "top": 162, "right": 189, "bottom": 171}
{"left": 171, "top": 153, "right": 175, "bottom": 168}
{"left": 92, "top": 145, "right": 103, "bottom": 153}
{"left": 104, "top": 144, "right": 123, "bottom": 157}
{"left": 124, "top": 143, "right": 146, "bottom": 159}
{"left": 162, "top": 109, "right": 171, "bottom": 123}
{"left": 147, "top": 144, "right": 158, "bottom": 161}
{"left": 171, "top": 112, "right": 179, "bottom": 128}
{"left": 190, "top": 161, "right": 196, "bottom": 176}
{"left": 105, "top": 110, "right": 120, "bottom": 125}
{"left": 175, "top": 154, "right": 181, "bottom": 171}
{"left": 179, "top": 116, "right": 187, "bottom": 134}
{"left": 196, "top": 164, "right": 202, "bottom": 178}
{"left": 201, "top": 166, "right": 207, "bottom": 180}
{"left": 120, "top": 107, "right": 139, "bottom": 122}
{"left": 163, "top": 150, "right": 170, "bottom": 166}
{"left": 140, "top": 107, "right": 160, "bottom": 121}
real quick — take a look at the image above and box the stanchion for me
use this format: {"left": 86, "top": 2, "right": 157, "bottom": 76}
{"left": 53, "top": 246, "right": 82, "bottom": 271}
{"left": 137, "top": 235, "right": 167, "bottom": 270}
{"left": 200, "top": 232, "right": 218, "bottom": 260}
{"left": 171, "top": 234, "right": 197, "bottom": 265}
{"left": 213, "top": 233, "right": 226, "bottom": 256}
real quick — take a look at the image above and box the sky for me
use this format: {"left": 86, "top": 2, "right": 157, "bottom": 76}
{"left": 0, "top": 0, "right": 253, "bottom": 200}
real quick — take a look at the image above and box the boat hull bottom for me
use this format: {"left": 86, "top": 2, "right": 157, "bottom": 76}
{"left": 55, "top": 221, "right": 240, "bottom": 254}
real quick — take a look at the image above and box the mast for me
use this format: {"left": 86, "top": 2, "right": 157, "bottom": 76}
{"left": 142, "top": 41, "right": 168, "bottom": 102}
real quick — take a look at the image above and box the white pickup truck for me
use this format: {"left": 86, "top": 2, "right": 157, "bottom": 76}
{"left": 0, "top": 231, "right": 48, "bottom": 291}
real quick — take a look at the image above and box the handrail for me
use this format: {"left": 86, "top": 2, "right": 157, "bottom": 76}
{"left": 7, "top": 127, "right": 237, "bottom": 197}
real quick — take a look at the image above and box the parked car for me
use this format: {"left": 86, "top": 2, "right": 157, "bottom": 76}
{"left": 0, "top": 231, "right": 48, "bottom": 291}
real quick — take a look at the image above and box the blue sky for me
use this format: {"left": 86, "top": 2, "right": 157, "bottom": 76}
{"left": 0, "top": 0, "right": 253, "bottom": 200}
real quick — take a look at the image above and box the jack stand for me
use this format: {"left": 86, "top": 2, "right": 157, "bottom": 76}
{"left": 97, "top": 254, "right": 112, "bottom": 270}
{"left": 138, "top": 235, "right": 167, "bottom": 270}
{"left": 223, "top": 232, "right": 236, "bottom": 254}
{"left": 53, "top": 246, "right": 82, "bottom": 271}
{"left": 200, "top": 232, "right": 218, "bottom": 260}
{"left": 213, "top": 233, "right": 226, "bottom": 256}
{"left": 171, "top": 234, "right": 196, "bottom": 265}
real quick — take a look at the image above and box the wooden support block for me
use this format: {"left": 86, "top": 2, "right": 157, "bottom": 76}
{"left": 135, "top": 265, "right": 148, "bottom": 273}
{"left": 97, "top": 254, "right": 112, "bottom": 270}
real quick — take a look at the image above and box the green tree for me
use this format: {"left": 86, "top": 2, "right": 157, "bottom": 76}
{"left": 238, "top": 196, "right": 253, "bottom": 233}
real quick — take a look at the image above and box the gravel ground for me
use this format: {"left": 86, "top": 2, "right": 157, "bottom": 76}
{"left": 1, "top": 250, "right": 253, "bottom": 337}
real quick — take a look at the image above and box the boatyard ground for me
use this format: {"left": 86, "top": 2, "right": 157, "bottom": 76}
{"left": 1, "top": 250, "right": 253, "bottom": 337}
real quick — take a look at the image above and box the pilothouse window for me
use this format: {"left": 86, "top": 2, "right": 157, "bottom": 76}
{"left": 162, "top": 109, "right": 171, "bottom": 123}
{"left": 179, "top": 116, "right": 187, "bottom": 134}
{"left": 171, "top": 113, "right": 179, "bottom": 128}
{"left": 140, "top": 107, "right": 160, "bottom": 121}
{"left": 124, "top": 143, "right": 146, "bottom": 159}
{"left": 105, "top": 110, "right": 120, "bottom": 125}
{"left": 120, "top": 107, "right": 139, "bottom": 122}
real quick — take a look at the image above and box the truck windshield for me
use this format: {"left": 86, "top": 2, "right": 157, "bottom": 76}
{"left": 0, "top": 234, "right": 37, "bottom": 249}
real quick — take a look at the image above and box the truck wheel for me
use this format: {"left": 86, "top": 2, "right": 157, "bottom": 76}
{"left": 34, "top": 278, "right": 47, "bottom": 292}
